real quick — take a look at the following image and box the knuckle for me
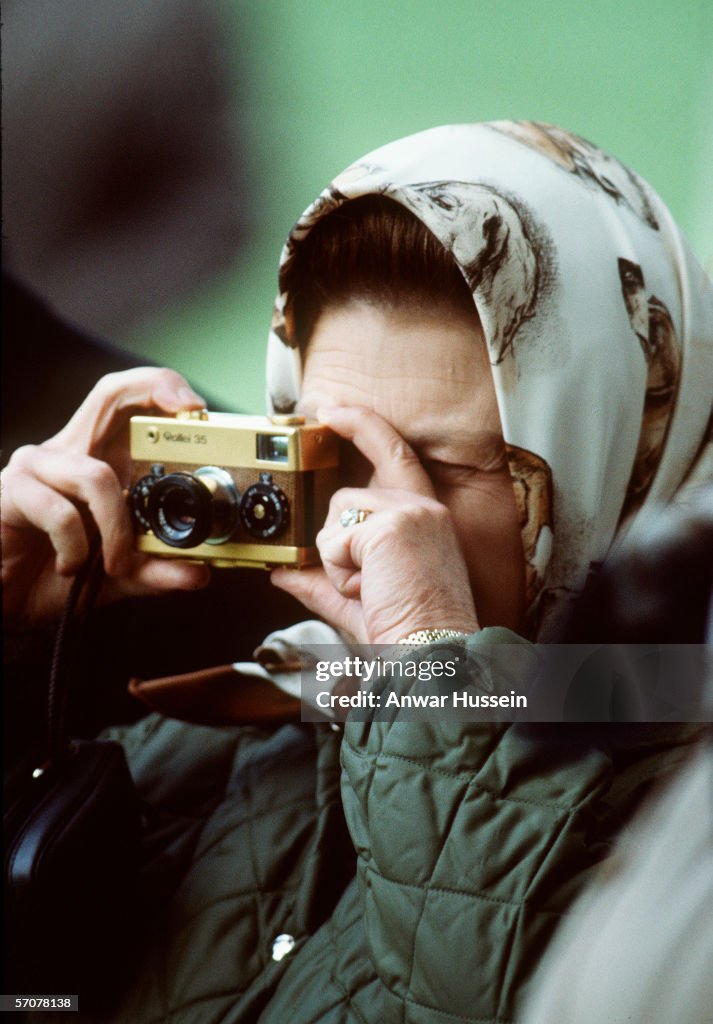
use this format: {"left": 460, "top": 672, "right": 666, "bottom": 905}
{"left": 91, "top": 371, "right": 122, "bottom": 399}
{"left": 154, "top": 366, "right": 185, "bottom": 388}
{"left": 327, "top": 493, "right": 341, "bottom": 518}
{"left": 80, "top": 458, "right": 115, "bottom": 490}
{"left": 386, "top": 507, "right": 411, "bottom": 532}
{"left": 84, "top": 371, "right": 130, "bottom": 417}
{"left": 6, "top": 445, "right": 39, "bottom": 472}
{"left": 328, "top": 489, "right": 351, "bottom": 518}
{"left": 387, "top": 436, "right": 417, "bottom": 466}
{"left": 388, "top": 499, "right": 450, "bottom": 531}
{"left": 91, "top": 367, "right": 154, "bottom": 400}
{"left": 303, "top": 573, "right": 318, "bottom": 599}
{"left": 427, "top": 500, "right": 452, "bottom": 523}
{"left": 51, "top": 500, "right": 81, "bottom": 537}
{"left": 352, "top": 406, "right": 371, "bottom": 428}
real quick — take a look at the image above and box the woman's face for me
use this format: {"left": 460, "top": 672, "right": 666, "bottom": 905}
{"left": 298, "top": 301, "right": 526, "bottom": 631}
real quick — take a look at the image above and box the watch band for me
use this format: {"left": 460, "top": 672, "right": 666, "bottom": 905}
{"left": 397, "top": 629, "right": 469, "bottom": 646}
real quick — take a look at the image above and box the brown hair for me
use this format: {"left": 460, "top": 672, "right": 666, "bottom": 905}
{"left": 281, "top": 194, "right": 478, "bottom": 350}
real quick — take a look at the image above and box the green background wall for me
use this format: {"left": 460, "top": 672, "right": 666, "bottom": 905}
{"left": 122, "top": 0, "right": 713, "bottom": 413}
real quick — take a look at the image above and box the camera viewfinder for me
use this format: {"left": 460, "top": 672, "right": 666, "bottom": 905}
{"left": 257, "top": 434, "right": 289, "bottom": 463}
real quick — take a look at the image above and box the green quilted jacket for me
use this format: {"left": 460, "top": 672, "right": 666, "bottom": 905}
{"left": 76, "top": 631, "right": 699, "bottom": 1024}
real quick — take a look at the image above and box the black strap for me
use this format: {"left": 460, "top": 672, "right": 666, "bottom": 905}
{"left": 47, "top": 534, "right": 105, "bottom": 767}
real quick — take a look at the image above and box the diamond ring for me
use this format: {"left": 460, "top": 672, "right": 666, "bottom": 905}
{"left": 339, "top": 508, "right": 373, "bottom": 528}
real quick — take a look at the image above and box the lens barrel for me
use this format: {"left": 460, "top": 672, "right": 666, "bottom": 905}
{"left": 145, "top": 468, "right": 239, "bottom": 548}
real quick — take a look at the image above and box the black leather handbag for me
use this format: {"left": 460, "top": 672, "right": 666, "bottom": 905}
{"left": 3, "top": 541, "right": 143, "bottom": 1001}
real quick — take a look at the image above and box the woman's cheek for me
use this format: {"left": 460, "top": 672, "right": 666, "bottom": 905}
{"left": 437, "top": 473, "right": 516, "bottom": 538}
{"left": 443, "top": 475, "right": 525, "bottom": 624}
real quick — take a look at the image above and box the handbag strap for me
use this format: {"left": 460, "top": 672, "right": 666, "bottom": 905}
{"left": 47, "top": 533, "right": 105, "bottom": 767}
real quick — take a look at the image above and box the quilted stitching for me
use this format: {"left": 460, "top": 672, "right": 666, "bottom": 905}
{"left": 341, "top": 712, "right": 697, "bottom": 1023}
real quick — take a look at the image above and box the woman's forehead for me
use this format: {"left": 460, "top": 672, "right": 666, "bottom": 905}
{"left": 298, "top": 302, "right": 502, "bottom": 449}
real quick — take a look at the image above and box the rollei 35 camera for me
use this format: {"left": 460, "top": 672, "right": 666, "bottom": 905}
{"left": 129, "top": 410, "right": 339, "bottom": 568}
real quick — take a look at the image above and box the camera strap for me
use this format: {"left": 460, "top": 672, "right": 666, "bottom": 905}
{"left": 47, "top": 531, "right": 104, "bottom": 767}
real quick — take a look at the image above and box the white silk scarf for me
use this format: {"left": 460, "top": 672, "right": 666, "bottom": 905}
{"left": 266, "top": 121, "right": 713, "bottom": 638}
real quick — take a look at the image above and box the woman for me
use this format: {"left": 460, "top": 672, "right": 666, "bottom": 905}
{"left": 3, "top": 121, "right": 712, "bottom": 1022}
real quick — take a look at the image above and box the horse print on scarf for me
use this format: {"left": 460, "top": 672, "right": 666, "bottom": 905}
{"left": 397, "top": 181, "right": 556, "bottom": 365}
{"left": 617, "top": 257, "right": 681, "bottom": 519}
{"left": 505, "top": 443, "right": 554, "bottom": 614}
{"left": 488, "top": 121, "right": 660, "bottom": 231}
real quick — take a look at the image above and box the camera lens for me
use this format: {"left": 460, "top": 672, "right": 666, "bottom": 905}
{"left": 161, "top": 483, "right": 201, "bottom": 530}
{"left": 146, "top": 468, "right": 239, "bottom": 548}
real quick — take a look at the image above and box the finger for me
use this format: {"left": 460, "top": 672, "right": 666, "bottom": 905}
{"left": 318, "top": 405, "right": 435, "bottom": 496}
{"left": 324, "top": 486, "right": 437, "bottom": 530}
{"left": 315, "top": 520, "right": 362, "bottom": 597}
{"left": 271, "top": 567, "right": 363, "bottom": 640}
{"left": 337, "top": 570, "right": 362, "bottom": 600}
{"left": 319, "top": 494, "right": 403, "bottom": 597}
{"left": 122, "top": 555, "right": 212, "bottom": 594}
{"left": 98, "top": 558, "right": 210, "bottom": 604}
{"left": 48, "top": 367, "right": 206, "bottom": 454}
{"left": 321, "top": 487, "right": 440, "bottom": 536}
{"left": 319, "top": 544, "right": 363, "bottom": 599}
{"left": 324, "top": 499, "right": 458, "bottom": 589}
{"left": 2, "top": 473, "right": 90, "bottom": 576}
{"left": 324, "top": 489, "right": 376, "bottom": 531}
{"left": 13, "top": 447, "right": 134, "bottom": 577}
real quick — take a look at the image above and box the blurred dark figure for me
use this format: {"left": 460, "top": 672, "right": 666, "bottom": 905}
{"left": 566, "top": 484, "right": 713, "bottom": 644}
{"left": 2, "top": 0, "right": 248, "bottom": 337}
{"left": 524, "top": 489, "right": 713, "bottom": 1024}
{"left": 2, "top": 273, "right": 147, "bottom": 464}
{"left": 518, "top": 483, "right": 712, "bottom": 744}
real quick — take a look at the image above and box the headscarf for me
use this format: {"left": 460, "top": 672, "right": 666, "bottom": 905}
{"left": 266, "top": 121, "right": 713, "bottom": 639}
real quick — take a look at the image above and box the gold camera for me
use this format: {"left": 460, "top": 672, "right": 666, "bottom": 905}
{"left": 129, "top": 410, "right": 339, "bottom": 568}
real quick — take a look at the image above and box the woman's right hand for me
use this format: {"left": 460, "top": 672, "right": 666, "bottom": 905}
{"left": 1, "top": 367, "right": 211, "bottom": 627}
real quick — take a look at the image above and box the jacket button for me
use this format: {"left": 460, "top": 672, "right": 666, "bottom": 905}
{"left": 272, "top": 933, "right": 296, "bottom": 961}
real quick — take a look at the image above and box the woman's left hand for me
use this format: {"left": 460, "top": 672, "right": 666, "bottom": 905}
{"left": 271, "top": 406, "right": 479, "bottom": 645}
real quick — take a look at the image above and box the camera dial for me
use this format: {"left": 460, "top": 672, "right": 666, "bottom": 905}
{"left": 240, "top": 472, "right": 289, "bottom": 539}
{"left": 142, "top": 466, "right": 239, "bottom": 548}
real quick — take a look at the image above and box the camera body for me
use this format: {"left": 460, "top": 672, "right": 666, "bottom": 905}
{"left": 129, "top": 410, "right": 339, "bottom": 568}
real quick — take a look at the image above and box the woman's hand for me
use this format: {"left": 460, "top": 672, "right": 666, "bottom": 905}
{"left": 271, "top": 406, "right": 479, "bottom": 645}
{"left": 1, "top": 367, "right": 211, "bottom": 626}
